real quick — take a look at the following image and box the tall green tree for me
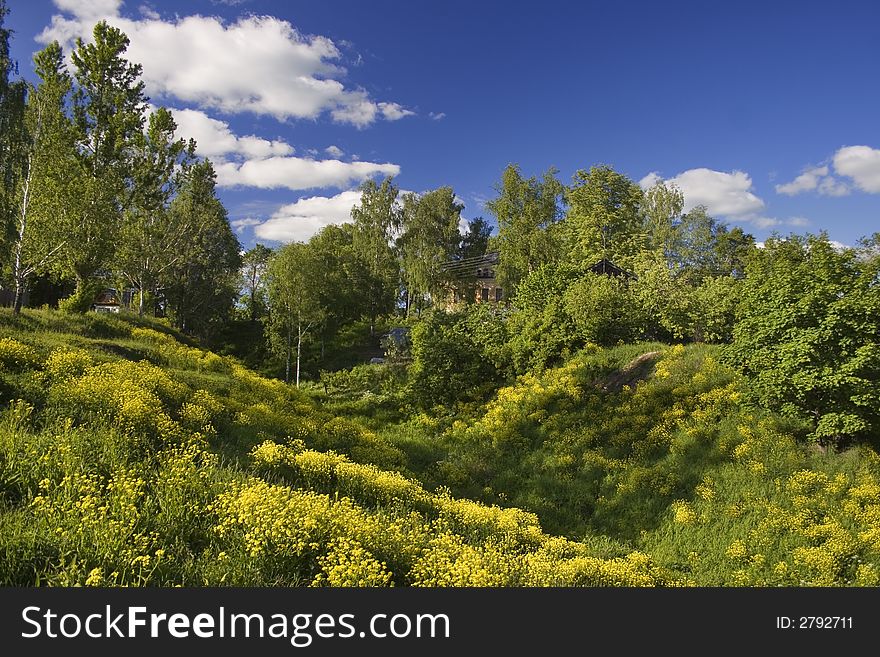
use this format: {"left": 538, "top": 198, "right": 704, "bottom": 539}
{"left": 0, "top": 0, "right": 25, "bottom": 249}
{"left": 163, "top": 160, "right": 241, "bottom": 338}
{"left": 239, "top": 243, "right": 273, "bottom": 323}
{"left": 308, "top": 223, "right": 371, "bottom": 338}
{"left": 397, "top": 187, "right": 463, "bottom": 314}
{"left": 350, "top": 177, "right": 400, "bottom": 333}
{"left": 115, "top": 107, "right": 194, "bottom": 315}
{"left": 564, "top": 165, "right": 645, "bottom": 271}
{"left": 486, "top": 164, "right": 564, "bottom": 297}
{"left": 448, "top": 217, "right": 493, "bottom": 304}
{"left": 643, "top": 181, "right": 683, "bottom": 265}
{"left": 506, "top": 262, "right": 583, "bottom": 373}
{"left": 52, "top": 22, "right": 148, "bottom": 310}
{"left": 668, "top": 206, "right": 756, "bottom": 281}
{"left": 724, "top": 234, "right": 880, "bottom": 447}
{"left": 7, "top": 42, "right": 75, "bottom": 314}
{"left": 266, "top": 241, "right": 324, "bottom": 386}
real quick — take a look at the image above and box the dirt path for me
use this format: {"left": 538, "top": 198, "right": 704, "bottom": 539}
{"left": 596, "top": 351, "right": 662, "bottom": 392}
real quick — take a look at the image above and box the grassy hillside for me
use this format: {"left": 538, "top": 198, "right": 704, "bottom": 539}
{"left": 0, "top": 309, "right": 676, "bottom": 586}
{"left": 2, "top": 308, "right": 879, "bottom": 587}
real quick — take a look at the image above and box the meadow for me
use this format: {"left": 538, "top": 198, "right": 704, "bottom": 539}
{"left": 2, "top": 308, "right": 878, "bottom": 587}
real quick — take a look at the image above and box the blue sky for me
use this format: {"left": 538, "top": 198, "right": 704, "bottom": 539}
{"left": 6, "top": 0, "right": 879, "bottom": 248}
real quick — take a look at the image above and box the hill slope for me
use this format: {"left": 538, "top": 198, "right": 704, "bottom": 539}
{"left": 0, "top": 309, "right": 676, "bottom": 586}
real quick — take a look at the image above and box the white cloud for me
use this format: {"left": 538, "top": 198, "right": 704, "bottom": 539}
{"left": 775, "top": 164, "right": 850, "bottom": 197}
{"left": 787, "top": 216, "right": 811, "bottom": 227}
{"left": 172, "top": 108, "right": 293, "bottom": 160}
{"left": 54, "top": 0, "right": 121, "bottom": 22}
{"left": 39, "top": 2, "right": 413, "bottom": 126}
{"left": 638, "top": 172, "right": 662, "bottom": 190}
{"left": 429, "top": 111, "right": 446, "bottom": 121}
{"left": 378, "top": 102, "right": 415, "bottom": 121}
{"left": 254, "top": 190, "right": 363, "bottom": 243}
{"left": 166, "top": 109, "right": 400, "bottom": 191}
{"left": 775, "top": 165, "right": 828, "bottom": 195}
{"left": 817, "top": 176, "right": 850, "bottom": 197}
{"left": 230, "top": 217, "right": 262, "bottom": 233}
{"left": 776, "top": 145, "right": 880, "bottom": 197}
{"left": 324, "top": 145, "right": 344, "bottom": 158}
{"left": 748, "top": 216, "right": 780, "bottom": 229}
{"left": 138, "top": 5, "right": 160, "bottom": 20}
{"left": 217, "top": 157, "right": 399, "bottom": 191}
{"left": 833, "top": 145, "right": 880, "bottom": 193}
{"left": 644, "top": 168, "right": 764, "bottom": 217}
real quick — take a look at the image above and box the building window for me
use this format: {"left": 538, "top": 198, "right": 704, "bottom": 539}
{"left": 481, "top": 287, "right": 489, "bottom": 301}
{"left": 495, "top": 287, "right": 503, "bottom": 301}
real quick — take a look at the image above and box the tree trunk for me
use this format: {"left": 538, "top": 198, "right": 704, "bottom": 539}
{"left": 285, "top": 318, "right": 291, "bottom": 383}
{"left": 12, "top": 279, "right": 26, "bottom": 315}
{"left": 295, "top": 322, "right": 302, "bottom": 388}
{"left": 139, "top": 286, "right": 145, "bottom": 316}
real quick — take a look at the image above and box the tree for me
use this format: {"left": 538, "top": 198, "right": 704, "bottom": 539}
{"left": 266, "top": 241, "right": 324, "bottom": 386}
{"left": 350, "top": 177, "right": 400, "bottom": 333}
{"left": 408, "top": 309, "right": 500, "bottom": 408}
{"left": 486, "top": 164, "right": 564, "bottom": 296}
{"left": 724, "top": 234, "right": 880, "bottom": 447}
{"left": 564, "top": 165, "right": 645, "bottom": 271}
{"left": 239, "top": 243, "right": 272, "bottom": 323}
{"left": 0, "top": 0, "right": 27, "bottom": 270}
{"left": 506, "top": 262, "right": 583, "bottom": 373}
{"left": 115, "top": 107, "right": 194, "bottom": 315}
{"left": 51, "top": 22, "right": 148, "bottom": 311}
{"left": 163, "top": 160, "right": 241, "bottom": 338}
{"left": 444, "top": 217, "right": 493, "bottom": 305}
{"left": 664, "top": 206, "right": 756, "bottom": 282}
{"left": 7, "top": 42, "right": 74, "bottom": 314}
{"left": 307, "top": 222, "right": 374, "bottom": 360}
{"left": 643, "top": 180, "right": 684, "bottom": 264}
{"left": 564, "top": 272, "right": 645, "bottom": 347}
{"left": 397, "top": 187, "right": 463, "bottom": 314}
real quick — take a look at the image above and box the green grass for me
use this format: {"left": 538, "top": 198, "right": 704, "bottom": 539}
{"left": 0, "top": 308, "right": 684, "bottom": 587}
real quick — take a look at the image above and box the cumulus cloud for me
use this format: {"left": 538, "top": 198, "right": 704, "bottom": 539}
{"left": 167, "top": 109, "right": 400, "bottom": 191}
{"left": 429, "top": 111, "right": 446, "bottom": 121}
{"left": 217, "top": 157, "right": 399, "bottom": 191}
{"left": 776, "top": 164, "right": 850, "bottom": 197}
{"left": 229, "top": 217, "right": 262, "bottom": 233}
{"left": 641, "top": 168, "right": 764, "bottom": 217}
{"left": 833, "top": 145, "right": 880, "bottom": 193}
{"left": 254, "top": 190, "right": 363, "bottom": 242}
{"left": 39, "top": 1, "right": 413, "bottom": 126}
{"left": 775, "top": 165, "right": 829, "bottom": 195}
{"left": 324, "top": 145, "right": 344, "bottom": 158}
{"left": 378, "top": 102, "right": 415, "bottom": 121}
{"left": 776, "top": 145, "right": 880, "bottom": 197}
{"left": 172, "top": 108, "right": 293, "bottom": 160}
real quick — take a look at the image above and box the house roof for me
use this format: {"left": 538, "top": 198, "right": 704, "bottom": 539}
{"left": 440, "top": 251, "right": 499, "bottom": 279}
{"left": 588, "top": 259, "right": 637, "bottom": 280}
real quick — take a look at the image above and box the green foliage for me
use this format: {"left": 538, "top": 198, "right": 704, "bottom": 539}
{"left": 486, "top": 164, "right": 564, "bottom": 295}
{"left": 506, "top": 262, "right": 583, "bottom": 372}
{"left": 0, "top": 308, "right": 684, "bottom": 587}
{"left": 724, "top": 234, "right": 880, "bottom": 445}
{"left": 564, "top": 165, "right": 645, "bottom": 271}
{"left": 350, "top": 177, "right": 400, "bottom": 327}
{"left": 564, "top": 272, "right": 645, "bottom": 346}
{"left": 265, "top": 240, "right": 324, "bottom": 385}
{"left": 163, "top": 160, "right": 242, "bottom": 339}
{"left": 398, "top": 187, "right": 463, "bottom": 312}
{"left": 407, "top": 309, "right": 505, "bottom": 409}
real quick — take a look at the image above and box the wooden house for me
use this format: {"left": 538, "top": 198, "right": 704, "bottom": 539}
{"left": 440, "top": 251, "right": 504, "bottom": 309}
{"left": 588, "top": 258, "right": 637, "bottom": 280}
